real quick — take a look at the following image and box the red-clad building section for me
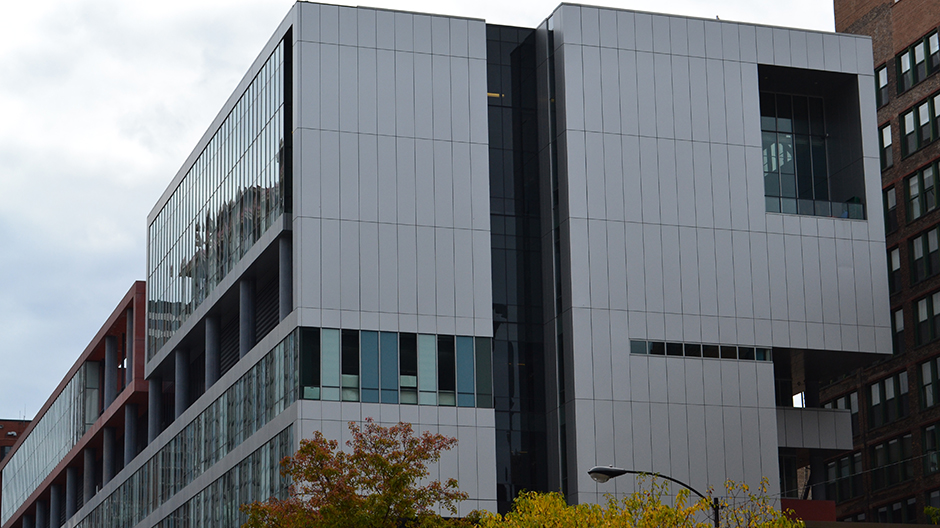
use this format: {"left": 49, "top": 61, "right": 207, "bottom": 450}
{"left": 0, "top": 282, "right": 148, "bottom": 528}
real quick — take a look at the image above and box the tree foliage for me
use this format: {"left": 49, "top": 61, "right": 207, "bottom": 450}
{"left": 241, "top": 418, "right": 469, "bottom": 528}
{"left": 477, "top": 476, "right": 803, "bottom": 528}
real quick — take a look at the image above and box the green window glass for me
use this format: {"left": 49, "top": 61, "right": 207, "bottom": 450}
{"left": 320, "top": 329, "right": 340, "bottom": 401}
{"left": 380, "top": 332, "right": 399, "bottom": 404}
{"left": 456, "top": 336, "right": 475, "bottom": 407}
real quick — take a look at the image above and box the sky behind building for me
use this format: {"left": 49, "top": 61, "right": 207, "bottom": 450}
{"left": 0, "top": 0, "right": 835, "bottom": 419}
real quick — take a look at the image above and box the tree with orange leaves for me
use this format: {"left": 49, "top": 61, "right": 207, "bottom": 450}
{"left": 241, "top": 418, "right": 470, "bottom": 528}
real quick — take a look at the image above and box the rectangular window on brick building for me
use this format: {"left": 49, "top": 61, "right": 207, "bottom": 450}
{"left": 880, "top": 123, "right": 893, "bottom": 169}
{"left": 885, "top": 187, "right": 898, "bottom": 233}
{"left": 876, "top": 65, "right": 888, "bottom": 107}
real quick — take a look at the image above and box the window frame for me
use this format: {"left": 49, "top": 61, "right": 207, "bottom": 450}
{"left": 885, "top": 186, "right": 898, "bottom": 233}
{"left": 900, "top": 90, "right": 940, "bottom": 157}
{"left": 876, "top": 64, "right": 889, "bottom": 107}
{"left": 880, "top": 123, "right": 893, "bottom": 170}
{"left": 907, "top": 162, "right": 939, "bottom": 220}
{"left": 893, "top": 308, "right": 905, "bottom": 354}
{"left": 869, "top": 371, "right": 910, "bottom": 428}
{"left": 910, "top": 225, "right": 940, "bottom": 284}
{"left": 916, "top": 291, "right": 940, "bottom": 346}
{"left": 870, "top": 433, "right": 914, "bottom": 490}
{"left": 897, "top": 29, "right": 940, "bottom": 94}
{"left": 889, "top": 246, "right": 901, "bottom": 293}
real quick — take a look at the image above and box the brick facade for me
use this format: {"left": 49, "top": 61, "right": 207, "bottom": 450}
{"left": 824, "top": 0, "right": 940, "bottom": 522}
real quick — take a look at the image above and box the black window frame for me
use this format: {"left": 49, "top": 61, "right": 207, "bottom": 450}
{"left": 869, "top": 371, "right": 910, "bottom": 428}
{"left": 897, "top": 29, "right": 940, "bottom": 94}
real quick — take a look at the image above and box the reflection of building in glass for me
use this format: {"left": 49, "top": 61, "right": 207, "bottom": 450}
{"left": 0, "top": 2, "right": 891, "bottom": 527}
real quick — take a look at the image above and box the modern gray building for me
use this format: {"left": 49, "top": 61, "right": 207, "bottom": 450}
{"left": 0, "top": 2, "right": 890, "bottom": 527}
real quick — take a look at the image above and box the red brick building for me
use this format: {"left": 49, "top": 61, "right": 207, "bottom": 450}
{"left": 820, "top": 0, "right": 940, "bottom": 522}
{"left": 0, "top": 421, "right": 29, "bottom": 464}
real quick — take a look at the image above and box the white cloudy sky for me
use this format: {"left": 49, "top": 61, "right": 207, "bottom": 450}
{"left": 0, "top": 0, "right": 834, "bottom": 419}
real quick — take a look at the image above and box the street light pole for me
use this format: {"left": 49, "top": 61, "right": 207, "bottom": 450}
{"left": 588, "top": 466, "right": 721, "bottom": 528}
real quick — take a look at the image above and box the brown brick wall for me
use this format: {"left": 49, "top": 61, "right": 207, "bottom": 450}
{"left": 892, "top": 0, "right": 940, "bottom": 53}
{"left": 836, "top": 0, "right": 891, "bottom": 34}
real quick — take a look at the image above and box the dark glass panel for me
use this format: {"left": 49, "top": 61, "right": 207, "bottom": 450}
{"left": 811, "top": 136, "right": 829, "bottom": 200}
{"left": 795, "top": 134, "right": 813, "bottom": 199}
{"left": 684, "top": 344, "right": 702, "bottom": 357}
{"left": 438, "top": 336, "right": 456, "bottom": 392}
{"left": 400, "top": 333, "right": 418, "bottom": 377}
{"left": 775, "top": 94, "right": 792, "bottom": 132}
{"left": 300, "top": 328, "right": 320, "bottom": 398}
{"left": 475, "top": 338, "right": 493, "bottom": 408}
{"left": 341, "top": 330, "right": 359, "bottom": 376}
{"left": 703, "top": 345, "right": 720, "bottom": 358}
{"left": 666, "top": 342, "right": 683, "bottom": 356}
{"left": 760, "top": 91, "right": 777, "bottom": 131}
{"left": 792, "top": 96, "right": 809, "bottom": 135}
{"left": 808, "top": 97, "right": 825, "bottom": 136}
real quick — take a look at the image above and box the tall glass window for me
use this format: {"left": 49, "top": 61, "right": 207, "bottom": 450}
{"left": 147, "top": 40, "right": 289, "bottom": 358}
{"left": 360, "top": 331, "right": 379, "bottom": 403}
{"left": 437, "top": 336, "right": 456, "bottom": 406}
{"left": 885, "top": 187, "right": 898, "bottom": 233}
{"left": 876, "top": 65, "right": 889, "bottom": 107}
{"left": 760, "top": 92, "right": 851, "bottom": 217}
{"left": 380, "top": 332, "right": 399, "bottom": 404}
{"left": 320, "top": 329, "right": 341, "bottom": 400}
{"left": 894, "top": 308, "right": 905, "bottom": 354}
{"left": 880, "top": 124, "right": 893, "bottom": 169}
{"left": 400, "top": 333, "right": 418, "bottom": 404}
{"left": 417, "top": 335, "right": 438, "bottom": 405}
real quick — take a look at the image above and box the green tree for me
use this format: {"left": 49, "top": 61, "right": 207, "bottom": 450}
{"left": 241, "top": 418, "right": 469, "bottom": 528}
{"left": 926, "top": 505, "right": 940, "bottom": 524}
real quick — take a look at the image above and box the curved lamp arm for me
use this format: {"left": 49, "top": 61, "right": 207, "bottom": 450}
{"left": 587, "top": 465, "right": 721, "bottom": 527}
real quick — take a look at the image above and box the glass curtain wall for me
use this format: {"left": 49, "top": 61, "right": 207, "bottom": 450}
{"left": 486, "top": 25, "right": 549, "bottom": 512}
{"left": 148, "top": 40, "right": 288, "bottom": 359}
{"left": 1, "top": 362, "right": 102, "bottom": 525}
{"left": 73, "top": 332, "right": 297, "bottom": 528}
{"left": 759, "top": 92, "right": 859, "bottom": 218}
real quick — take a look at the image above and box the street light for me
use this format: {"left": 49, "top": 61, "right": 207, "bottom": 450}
{"left": 587, "top": 465, "right": 721, "bottom": 528}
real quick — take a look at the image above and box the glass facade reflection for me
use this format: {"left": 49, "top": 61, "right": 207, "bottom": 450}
{"left": 73, "top": 332, "right": 297, "bottom": 528}
{"left": 486, "top": 25, "right": 549, "bottom": 512}
{"left": 1, "top": 362, "right": 101, "bottom": 524}
{"left": 148, "top": 40, "right": 289, "bottom": 359}
{"left": 154, "top": 427, "right": 293, "bottom": 528}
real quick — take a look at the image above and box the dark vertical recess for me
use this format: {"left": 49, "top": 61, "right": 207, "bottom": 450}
{"left": 486, "top": 24, "right": 547, "bottom": 512}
